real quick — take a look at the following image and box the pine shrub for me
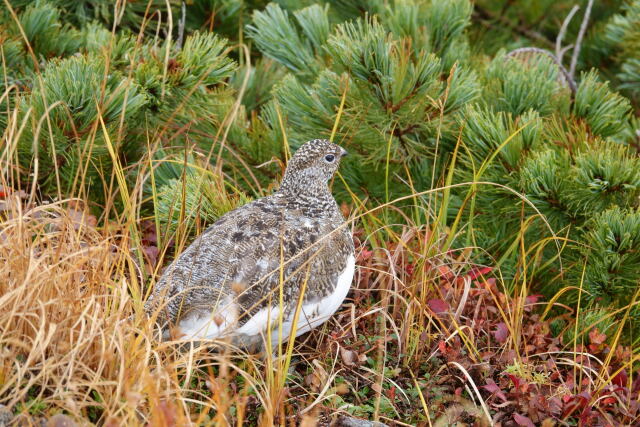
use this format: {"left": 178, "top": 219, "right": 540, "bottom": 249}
{"left": 2, "top": 0, "right": 640, "bottom": 339}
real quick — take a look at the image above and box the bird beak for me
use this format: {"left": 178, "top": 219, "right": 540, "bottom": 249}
{"left": 340, "top": 147, "right": 348, "bottom": 157}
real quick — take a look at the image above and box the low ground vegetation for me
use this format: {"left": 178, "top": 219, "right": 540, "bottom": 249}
{"left": 1, "top": 0, "right": 640, "bottom": 425}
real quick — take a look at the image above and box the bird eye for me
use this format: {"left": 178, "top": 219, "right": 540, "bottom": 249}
{"left": 324, "top": 154, "right": 335, "bottom": 163}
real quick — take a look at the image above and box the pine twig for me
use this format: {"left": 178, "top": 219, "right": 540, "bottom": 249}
{"left": 556, "top": 4, "right": 580, "bottom": 63}
{"left": 569, "top": 0, "right": 594, "bottom": 80}
{"left": 176, "top": 1, "right": 186, "bottom": 50}
{"left": 505, "top": 47, "right": 576, "bottom": 93}
{"left": 632, "top": 129, "right": 640, "bottom": 153}
{"left": 473, "top": 7, "right": 555, "bottom": 49}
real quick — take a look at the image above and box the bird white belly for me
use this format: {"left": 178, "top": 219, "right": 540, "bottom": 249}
{"left": 176, "top": 296, "right": 238, "bottom": 340}
{"left": 176, "top": 255, "right": 356, "bottom": 347}
{"left": 280, "top": 254, "right": 356, "bottom": 340}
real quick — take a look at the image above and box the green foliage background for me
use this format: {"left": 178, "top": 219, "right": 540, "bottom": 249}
{"left": 2, "top": 0, "right": 640, "bottom": 338}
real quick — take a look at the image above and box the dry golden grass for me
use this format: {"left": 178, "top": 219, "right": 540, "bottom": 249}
{"left": 0, "top": 196, "right": 265, "bottom": 425}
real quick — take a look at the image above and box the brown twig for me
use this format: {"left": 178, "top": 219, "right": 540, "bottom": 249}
{"left": 473, "top": 6, "right": 555, "bottom": 49}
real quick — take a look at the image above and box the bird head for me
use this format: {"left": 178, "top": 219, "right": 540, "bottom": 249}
{"left": 279, "top": 139, "right": 348, "bottom": 194}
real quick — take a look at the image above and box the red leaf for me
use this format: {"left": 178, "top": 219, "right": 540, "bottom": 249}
{"left": 506, "top": 373, "right": 522, "bottom": 389}
{"left": 437, "top": 265, "right": 455, "bottom": 280}
{"left": 387, "top": 386, "right": 396, "bottom": 401}
{"left": 405, "top": 263, "right": 415, "bottom": 276}
{"left": 525, "top": 294, "right": 543, "bottom": 304}
{"left": 561, "top": 392, "right": 591, "bottom": 419}
{"left": 144, "top": 245, "right": 159, "bottom": 264}
{"left": 494, "top": 322, "right": 509, "bottom": 343}
{"left": 612, "top": 369, "right": 628, "bottom": 387}
{"left": 588, "top": 327, "right": 607, "bottom": 345}
{"left": 483, "top": 380, "right": 501, "bottom": 394}
{"left": 468, "top": 266, "right": 492, "bottom": 279}
{"left": 513, "top": 413, "right": 535, "bottom": 427}
{"left": 483, "top": 378, "right": 507, "bottom": 401}
{"left": 428, "top": 299, "right": 449, "bottom": 313}
{"left": 600, "top": 396, "right": 616, "bottom": 406}
{"left": 358, "top": 248, "right": 373, "bottom": 261}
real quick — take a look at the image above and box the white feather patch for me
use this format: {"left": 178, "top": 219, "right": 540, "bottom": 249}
{"left": 177, "top": 296, "right": 238, "bottom": 340}
{"left": 267, "top": 254, "right": 355, "bottom": 346}
{"left": 176, "top": 254, "right": 356, "bottom": 347}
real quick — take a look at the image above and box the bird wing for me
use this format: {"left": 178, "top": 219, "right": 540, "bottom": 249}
{"left": 145, "top": 196, "right": 282, "bottom": 326}
{"left": 145, "top": 196, "right": 353, "bottom": 330}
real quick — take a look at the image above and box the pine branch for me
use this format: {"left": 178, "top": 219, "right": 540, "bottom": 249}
{"left": 569, "top": 0, "right": 594, "bottom": 80}
{"left": 573, "top": 70, "right": 631, "bottom": 138}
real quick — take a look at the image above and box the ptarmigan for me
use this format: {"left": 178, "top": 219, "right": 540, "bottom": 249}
{"left": 145, "top": 139, "right": 354, "bottom": 352}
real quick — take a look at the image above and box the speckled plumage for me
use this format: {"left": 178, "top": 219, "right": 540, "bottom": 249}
{"left": 145, "top": 139, "right": 354, "bottom": 351}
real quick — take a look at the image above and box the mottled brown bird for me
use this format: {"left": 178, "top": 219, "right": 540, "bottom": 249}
{"left": 145, "top": 139, "right": 354, "bottom": 351}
